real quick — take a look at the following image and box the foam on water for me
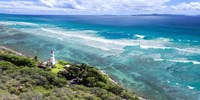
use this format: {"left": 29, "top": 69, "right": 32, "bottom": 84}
{"left": 188, "top": 86, "right": 195, "bottom": 90}
{"left": 2, "top": 21, "right": 200, "bottom": 55}
{"left": 6, "top": 24, "right": 200, "bottom": 63}
{"left": 135, "top": 34, "right": 145, "bottom": 39}
{"left": 27, "top": 27, "right": 177, "bottom": 54}
{"left": 174, "top": 48, "right": 200, "bottom": 54}
{"left": 0, "top": 21, "right": 38, "bottom": 26}
{"left": 139, "top": 45, "right": 170, "bottom": 49}
{"left": 139, "top": 44, "right": 200, "bottom": 54}
{"left": 154, "top": 58, "right": 200, "bottom": 65}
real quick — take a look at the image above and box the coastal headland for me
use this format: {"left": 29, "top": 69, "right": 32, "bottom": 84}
{"left": 0, "top": 46, "right": 143, "bottom": 100}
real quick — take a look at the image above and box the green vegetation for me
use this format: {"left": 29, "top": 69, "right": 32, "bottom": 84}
{"left": 51, "top": 61, "right": 68, "bottom": 74}
{"left": 58, "top": 63, "right": 139, "bottom": 100}
{"left": 0, "top": 53, "right": 37, "bottom": 67}
{"left": 0, "top": 50, "right": 141, "bottom": 100}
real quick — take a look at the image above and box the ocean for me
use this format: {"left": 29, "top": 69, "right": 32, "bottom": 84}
{"left": 0, "top": 14, "right": 200, "bottom": 100}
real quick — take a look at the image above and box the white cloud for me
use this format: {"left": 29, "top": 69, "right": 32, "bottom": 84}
{"left": 171, "top": 2, "right": 200, "bottom": 11}
{"left": 0, "top": 1, "right": 70, "bottom": 14}
{"left": 40, "top": 0, "right": 85, "bottom": 9}
{"left": 0, "top": 0, "right": 170, "bottom": 14}
{"left": 0, "top": 0, "right": 200, "bottom": 15}
{"left": 39, "top": 0, "right": 170, "bottom": 11}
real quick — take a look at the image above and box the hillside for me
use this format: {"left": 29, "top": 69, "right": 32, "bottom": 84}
{"left": 0, "top": 47, "right": 141, "bottom": 100}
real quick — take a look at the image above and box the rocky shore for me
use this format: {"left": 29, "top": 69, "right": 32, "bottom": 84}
{"left": 0, "top": 46, "right": 24, "bottom": 56}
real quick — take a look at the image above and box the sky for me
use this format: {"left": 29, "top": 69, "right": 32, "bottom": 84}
{"left": 0, "top": 0, "right": 200, "bottom": 15}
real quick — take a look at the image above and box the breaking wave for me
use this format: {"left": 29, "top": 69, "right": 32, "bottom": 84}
{"left": 11, "top": 25, "right": 200, "bottom": 56}
{"left": 0, "top": 21, "right": 38, "bottom": 26}
{"left": 134, "top": 34, "right": 145, "bottom": 39}
{"left": 32, "top": 28, "right": 174, "bottom": 53}
{"left": 154, "top": 58, "right": 200, "bottom": 65}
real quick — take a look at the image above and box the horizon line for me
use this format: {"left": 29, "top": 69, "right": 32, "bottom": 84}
{"left": 0, "top": 13, "right": 200, "bottom": 16}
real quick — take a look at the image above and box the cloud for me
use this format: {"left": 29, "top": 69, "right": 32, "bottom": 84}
{"left": 40, "top": 0, "right": 84, "bottom": 9}
{"left": 0, "top": 0, "right": 200, "bottom": 15}
{"left": 0, "top": 0, "right": 170, "bottom": 14}
{"left": 39, "top": 0, "right": 170, "bottom": 11}
{"left": 0, "top": 0, "right": 70, "bottom": 14}
{"left": 171, "top": 2, "right": 200, "bottom": 11}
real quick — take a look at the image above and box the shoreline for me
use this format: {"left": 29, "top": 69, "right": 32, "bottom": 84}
{"left": 0, "top": 46, "right": 145, "bottom": 100}
{"left": 0, "top": 46, "right": 24, "bottom": 56}
{"left": 100, "top": 70, "right": 145, "bottom": 100}
{"left": 100, "top": 70, "right": 119, "bottom": 85}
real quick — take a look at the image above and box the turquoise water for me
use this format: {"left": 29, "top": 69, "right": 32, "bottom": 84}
{"left": 0, "top": 14, "right": 200, "bottom": 100}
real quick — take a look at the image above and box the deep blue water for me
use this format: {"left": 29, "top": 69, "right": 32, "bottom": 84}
{"left": 0, "top": 14, "right": 200, "bottom": 100}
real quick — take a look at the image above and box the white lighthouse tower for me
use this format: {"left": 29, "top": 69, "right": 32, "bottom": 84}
{"left": 50, "top": 50, "right": 56, "bottom": 66}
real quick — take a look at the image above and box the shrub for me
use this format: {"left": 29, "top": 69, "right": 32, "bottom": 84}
{"left": 8, "top": 87, "right": 20, "bottom": 95}
{"left": 0, "top": 61, "right": 17, "bottom": 71}
{"left": 19, "top": 67, "right": 67, "bottom": 88}
{"left": 59, "top": 63, "right": 139, "bottom": 99}
{"left": 60, "top": 66, "right": 81, "bottom": 80}
{"left": 91, "top": 88, "right": 121, "bottom": 100}
{"left": 0, "top": 53, "right": 37, "bottom": 67}
{"left": 106, "top": 85, "right": 124, "bottom": 95}
{"left": 19, "top": 92, "right": 43, "bottom": 100}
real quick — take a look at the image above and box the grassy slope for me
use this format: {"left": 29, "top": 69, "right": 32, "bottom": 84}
{"left": 0, "top": 49, "right": 141, "bottom": 100}
{"left": 52, "top": 63, "right": 66, "bottom": 74}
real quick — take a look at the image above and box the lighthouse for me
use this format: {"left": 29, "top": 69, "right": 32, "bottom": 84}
{"left": 50, "top": 50, "right": 56, "bottom": 66}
